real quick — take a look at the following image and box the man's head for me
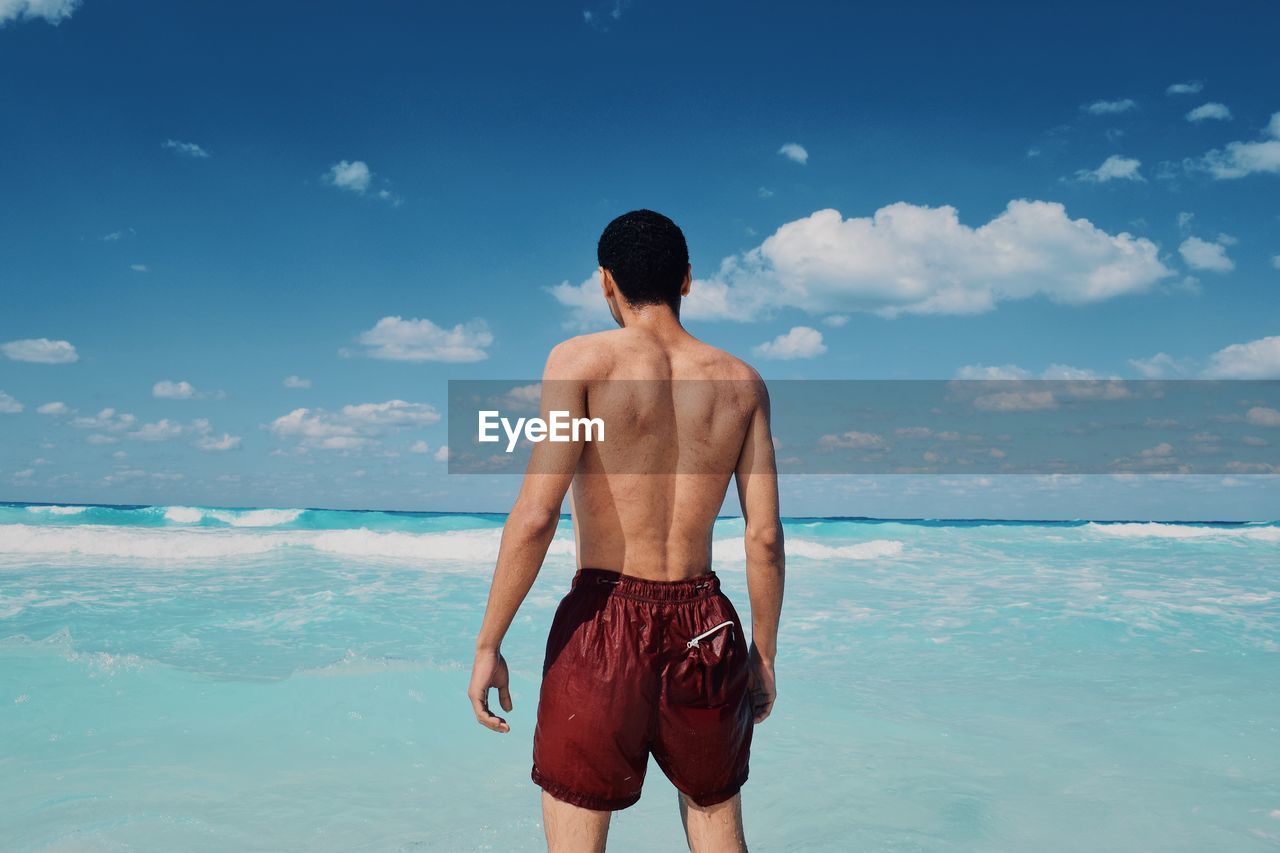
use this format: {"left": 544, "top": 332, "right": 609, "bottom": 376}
{"left": 596, "top": 209, "right": 691, "bottom": 325}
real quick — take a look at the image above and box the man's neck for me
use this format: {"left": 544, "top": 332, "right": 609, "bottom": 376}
{"left": 620, "top": 304, "right": 689, "bottom": 342}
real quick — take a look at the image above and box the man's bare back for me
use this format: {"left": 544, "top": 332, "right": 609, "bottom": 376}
{"left": 468, "top": 210, "right": 783, "bottom": 853}
{"left": 553, "top": 326, "right": 766, "bottom": 581}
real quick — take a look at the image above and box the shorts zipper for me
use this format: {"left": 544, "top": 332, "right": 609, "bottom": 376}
{"left": 686, "top": 620, "right": 734, "bottom": 649}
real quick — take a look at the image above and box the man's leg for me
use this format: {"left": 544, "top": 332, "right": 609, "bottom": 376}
{"left": 678, "top": 791, "right": 747, "bottom": 853}
{"left": 542, "top": 791, "right": 612, "bottom": 853}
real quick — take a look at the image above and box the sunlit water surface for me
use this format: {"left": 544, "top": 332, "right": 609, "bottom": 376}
{"left": 2, "top": 503, "right": 1278, "bottom": 851}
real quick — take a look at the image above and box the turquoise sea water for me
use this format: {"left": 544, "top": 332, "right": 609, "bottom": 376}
{"left": 1, "top": 502, "right": 1278, "bottom": 851}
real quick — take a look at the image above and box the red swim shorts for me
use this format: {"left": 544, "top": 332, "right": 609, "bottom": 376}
{"left": 531, "top": 567, "right": 753, "bottom": 811}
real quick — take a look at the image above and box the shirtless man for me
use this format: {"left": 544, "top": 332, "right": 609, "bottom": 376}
{"left": 467, "top": 209, "right": 785, "bottom": 853}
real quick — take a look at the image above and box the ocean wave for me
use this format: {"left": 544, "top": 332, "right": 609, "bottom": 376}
{"left": 24, "top": 505, "right": 89, "bottom": 516}
{"left": 0, "top": 524, "right": 289, "bottom": 559}
{"left": 162, "top": 506, "right": 305, "bottom": 527}
{"left": 163, "top": 506, "right": 205, "bottom": 524}
{"left": 713, "top": 536, "right": 904, "bottom": 562}
{"left": 312, "top": 527, "right": 575, "bottom": 562}
{"left": 1086, "top": 522, "right": 1280, "bottom": 542}
{"left": 209, "top": 508, "right": 305, "bottom": 527}
{"left": 0, "top": 519, "right": 901, "bottom": 565}
{"left": 0, "top": 523, "right": 577, "bottom": 564}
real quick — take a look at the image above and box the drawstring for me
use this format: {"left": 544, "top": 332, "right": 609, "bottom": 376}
{"left": 686, "top": 620, "right": 734, "bottom": 649}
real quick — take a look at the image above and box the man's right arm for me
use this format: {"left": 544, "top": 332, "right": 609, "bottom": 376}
{"left": 734, "top": 378, "right": 784, "bottom": 724}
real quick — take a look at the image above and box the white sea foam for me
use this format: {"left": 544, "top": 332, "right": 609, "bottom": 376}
{"left": 1087, "top": 522, "right": 1280, "bottom": 542}
{"left": 209, "top": 508, "right": 304, "bottom": 527}
{"left": 312, "top": 527, "right": 575, "bottom": 562}
{"left": 0, "top": 523, "right": 577, "bottom": 564}
{"left": 161, "top": 506, "right": 305, "bottom": 527}
{"left": 0, "top": 524, "right": 287, "bottom": 559}
{"left": 4, "top": 520, "right": 905, "bottom": 569}
{"left": 163, "top": 506, "right": 205, "bottom": 524}
{"left": 713, "top": 536, "right": 904, "bottom": 562}
{"left": 0, "top": 520, "right": 907, "bottom": 565}
{"left": 24, "top": 505, "right": 89, "bottom": 516}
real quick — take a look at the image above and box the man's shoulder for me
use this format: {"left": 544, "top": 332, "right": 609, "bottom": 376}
{"left": 691, "top": 340, "right": 765, "bottom": 386}
{"left": 543, "top": 330, "right": 623, "bottom": 378}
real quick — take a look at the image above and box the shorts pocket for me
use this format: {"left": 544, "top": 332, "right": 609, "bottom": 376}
{"left": 668, "top": 615, "right": 747, "bottom": 708}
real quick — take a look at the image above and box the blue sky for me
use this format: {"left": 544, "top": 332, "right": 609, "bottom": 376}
{"left": 1, "top": 0, "right": 1277, "bottom": 518}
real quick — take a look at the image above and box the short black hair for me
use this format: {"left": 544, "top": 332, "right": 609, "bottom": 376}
{"left": 596, "top": 209, "right": 689, "bottom": 312}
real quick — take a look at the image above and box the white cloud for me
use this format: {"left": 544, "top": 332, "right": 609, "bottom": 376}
{"left": 954, "top": 364, "right": 1032, "bottom": 380}
{"left": 72, "top": 408, "right": 136, "bottom": 432}
{"left": 1075, "top": 155, "right": 1144, "bottom": 183}
{"left": 554, "top": 201, "right": 1173, "bottom": 326}
{"left": 1083, "top": 98, "right": 1136, "bottom": 115}
{"left": 814, "top": 427, "right": 885, "bottom": 448}
{"left": 972, "top": 390, "right": 1058, "bottom": 412}
{"left": 1040, "top": 363, "right": 1105, "bottom": 380}
{"left": 1139, "top": 442, "right": 1174, "bottom": 458}
{"left": 2, "top": 337, "right": 78, "bottom": 363}
{"left": 152, "top": 379, "right": 223, "bottom": 400}
{"left": 409, "top": 440, "right": 430, "bottom": 454}
{"left": 1166, "top": 81, "right": 1203, "bottom": 96}
{"left": 352, "top": 316, "right": 493, "bottom": 362}
{"left": 0, "top": 0, "right": 78, "bottom": 25}
{"left": 130, "top": 264, "right": 149, "bottom": 273}
{"left": 342, "top": 400, "right": 442, "bottom": 428}
{"left": 1128, "top": 352, "right": 1193, "bottom": 378}
{"left": 162, "top": 139, "right": 210, "bottom": 159}
{"left": 753, "top": 326, "right": 827, "bottom": 360}
{"left": 12, "top": 468, "right": 34, "bottom": 479}
{"left": 582, "top": 0, "right": 627, "bottom": 29}
{"left": 283, "top": 375, "right": 312, "bottom": 389}
{"left": 819, "top": 430, "right": 884, "bottom": 449}
{"left": 1246, "top": 407, "right": 1280, "bottom": 427}
{"left": 86, "top": 415, "right": 238, "bottom": 448}
{"left": 1178, "top": 236, "right": 1235, "bottom": 272}
{"left": 153, "top": 380, "right": 195, "bottom": 399}
{"left": 1186, "top": 102, "right": 1232, "bottom": 123}
{"left": 128, "top": 419, "right": 185, "bottom": 441}
{"left": 822, "top": 314, "right": 849, "bottom": 327}
{"left": 0, "top": 391, "right": 22, "bottom": 414}
{"left": 324, "top": 160, "right": 372, "bottom": 193}
{"left": 758, "top": 186, "right": 774, "bottom": 198}
{"left": 36, "top": 401, "right": 71, "bottom": 415}
{"left": 194, "top": 432, "right": 242, "bottom": 452}
{"left": 953, "top": 364, "right": 1115, "bottom": 381}
{"left": 778, "top": 143, "right": 808, "bottom": 164}
{"left": 1203, "top": 335, "right": 1280, "bottom": 379}
{"left": 433, "top": 445, "right": 449, "bottom": 462}
{"left": 269, "top": 400, "right": 441, "bottom": 450}
{"left": 1192, "top": 111, "right": 1280, "bottom": 179}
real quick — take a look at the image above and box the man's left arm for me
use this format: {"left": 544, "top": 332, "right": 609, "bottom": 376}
{"left": 467, "top": 345, "right": 588, "bottom": 733}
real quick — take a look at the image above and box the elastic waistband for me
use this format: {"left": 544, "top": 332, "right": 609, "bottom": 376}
{"left": 573, "top": 567, "right": 720, "bottom": 602}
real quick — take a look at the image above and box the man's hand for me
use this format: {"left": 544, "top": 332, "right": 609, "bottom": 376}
{"left": 468, "top": 647, "right": 513, "bottom": 733}
{"left": 747, "top": 647, "right": 776, "bottom": 724}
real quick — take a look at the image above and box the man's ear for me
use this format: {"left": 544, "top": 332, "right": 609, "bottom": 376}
{"left": 680, "top": 264, "right": 692, "bottom": 297}
{"left": 599, "top": 266, "right": 614, "bottom": 298}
